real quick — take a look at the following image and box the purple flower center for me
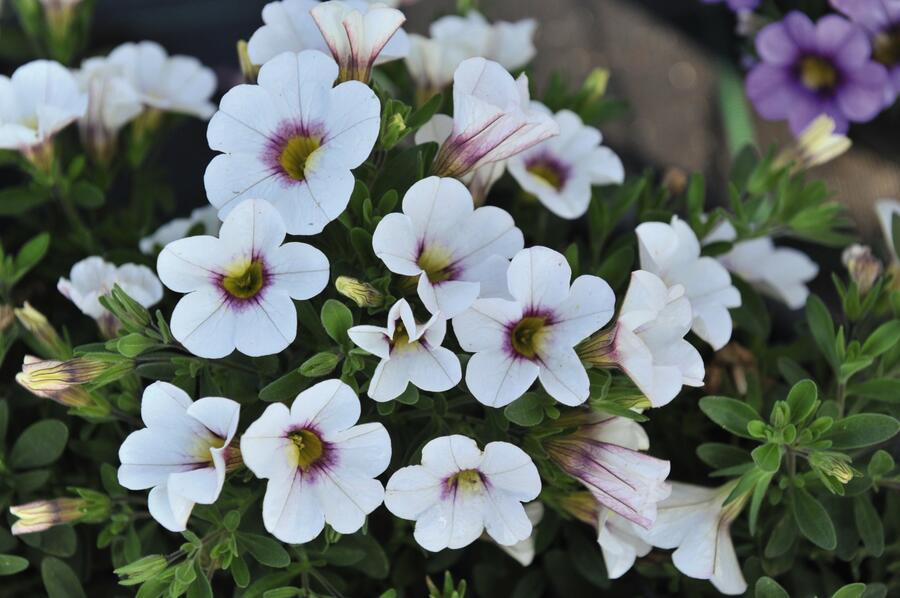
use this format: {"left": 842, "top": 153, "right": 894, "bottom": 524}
{"left": 264, "top": 121, "right": 325, "bottom": 184}
{"left": 525, "top": 153, "right": 570, "bottom": 191}
{"left": 796, "top": 55, "right": 839, "bottom": 92}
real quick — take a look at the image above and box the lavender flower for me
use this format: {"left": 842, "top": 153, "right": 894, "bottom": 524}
{"left": 746, "top": 11, "right": 888, "bottom": 134}
{"left": 832, "top": 0, "right": 900, "bottom": 103}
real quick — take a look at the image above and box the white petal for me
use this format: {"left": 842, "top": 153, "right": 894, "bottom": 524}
{"left": 417, "top": 276, "right": 480, "bottom": 319}
{"left": 329, "top": 422, "right": 392, "bottom": 477}
{"left": 372, "top": 213, "right": 420, "bottom": 275}
{"left": 324, "top": 81, "right": 381, "bottom": 167}
{"left": 384, "top": 465, "right": 443, "bottom": 519}
{"left": 368, "top": 358, "right": 410, "bottom": 402}
{"left": 218, "top": 198, "right": 286, "bottom": 258}
{"left": 465, "top": 349, "right": 539, "bottom": 408}
{"left": 263, "top": 470, "right": 325, "bottom": 544}
{"left": 452, "top": 298, "right": 521, "bottom": 352}
{"left": 416, "top": 487, "right": 485, "bottom": 551}
{"left": 507, "top": 246, "right": 571, "bottom": 309}
{"left": 405, "top": 345, "right": 462, "bottom": 393}
{"left": 292, "top": 378, "right": 360, "bottom": 435}
{"left": 709, "top": 525, "right": 748, "bottom": 595}
{"left": 482, "top": 489, "right": 532, "bottom": 546}
{"left": 187, "top": 396, "right": 241, "bottom": 443}
{"left": 268, "top": 242, "right": 330, "bottom": 299}
{"left": 240, "top": 402, "right": 292, "bottom": 479}
{"left": 167, "top": 466, "right": 221, "bottom": 505}
{"left": 118, "top": 429, "right": 200, "bottom": 490}
{"left": 348, "top": 325, "right": 390, "bottom": 359}
{"left": 315, "top": 468, "right": 384, "bottom": 534}
{"left": 479, "top": 441, "right": 541, "bottom": 501}
{"left": 170, "top": 288, "right": 236, "bottom": 359}
{"left": 548, "top": 275, "right": 615, "bottom": 346}
{"left": 256, "top": 50, "right": 338, "bottom": 112}
{"left": 155, "top": 236, "right": 222, "bottom": 292}
{"left": 148, "top": 482, "right": 193, "bottom": 533}
{"left": 421, "top": 434, "right": 483, "bottom": 477}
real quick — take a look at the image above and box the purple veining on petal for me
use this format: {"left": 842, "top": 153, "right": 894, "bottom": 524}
{"left": 440, "top": 468, "right": 489, "bottom": 500}
{"left": 261, "top": 119, "right": 327, "bottom": 187}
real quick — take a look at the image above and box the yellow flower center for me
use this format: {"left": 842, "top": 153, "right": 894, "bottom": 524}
{"left": 798, "top": 56, "right": 837, "bottom": 91}
{"left": 874, "top": 29, "right": 900, "bottom": 66}
{"left": 510, "top": 316, "right": 549, "bottom": 359}
{"left": 449, "top": 469, "right": 483, "bottom": 492}
{"left": 194, "top": 434, "right": 226, "bottom": 463}
{"left": 279, "top": 135, "right": 321, "bottom": 181}
{"left": 417, "top": 246, "right": 454, "bottom": 283}
{"left": 288, "top": 429, "right": 324, "bottom": 471}
{"left": 222, "top": 259, "right": 265, "bottom": 300}
{"left": 391, "top": 321, "right": 416, "bottom": 354}
{"left": 527, "top": 161, "right": 565, "bottom": 191}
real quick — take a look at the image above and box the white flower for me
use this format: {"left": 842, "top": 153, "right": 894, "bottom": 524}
{"left": 636, "top": 216, "right": 741, "bottom": 350}
{"left": 508, "top": 106, "right": 624, "bottom": 219}
{"left": 139, "top": 206, "right": 220, "bottom": 254}
{"left": 106, "top": 41, "right": 217, "bottom": 119}
{"left": 372, "top": 176, "right": 523, "bottom": 318}
{"left": 0, "top": 60, "right": 87, "bottom": 158}
{"left": 875, "top": 198, "right": 900, "bottom": 262}
{"left": 431, "top": 58, "right": 559, "bottom": 180}
{"left": 248, "top": 0, "right": 409, "bottom": 78}
{"left": 241, "top": 379, "right": 391, "bottom": 543}
{"left": 705, "top": 220, "right": 818, "bottom": 310}
{"left": 547, "top": 414, "right": 670, "bottom": 528}
{"left": 453, "top": 246, "right": 615, "bottom": 407}
{"left": 347, "top": 299, "right": 461, "bottom": 402}
{"left": 581, "top": 270, "right": 704, "bottom": 408}
{"left": 310, "top": 0, "right": 409, "bottom": 82}
{"left": 404, "top": 35, "right": 473, "bottom": 96}
{"left": 205, "top": 50, "right": 380, "bottom": 235}
{"left": 384, "top": 434, "right": 541, "bottom": 551}
{"left": 58, "top": 256, "right": 163, "bottom": 337}
{"left": 430, "top": 11, "right": 536, "bottom": 73}
{"left": 118, "top": 382, "right": 240, "bottom": 532}
{"left": 597, "top": 507, "right": 652, "bottom": 579}
{"left": 638, "top": 482, "right": 748, "bottom": 595}
{"left": 494, "top": 501, "right": 544, "bottom": 566}
{"left": 156, "top": 198, "right": 329, "bottom": 359}
{"left": 76, "top": 56, "right": 143, "bottom": 163}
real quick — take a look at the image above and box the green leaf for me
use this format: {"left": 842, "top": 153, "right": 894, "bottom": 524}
{"left": 853, "top": 495, "right": 883, "bottom": 557}
{"left": 259, "top": 370, "right": 308, "bottom": 403}
{"left": 791, "top": 487, "right": 837, "bottom": 550}
{"left": 12, "top": 232, "right": 50, "bottom": 284}
{"left": 299, "top": 352, "right": 340, "bottom": 378}
{"left": 320, "top": 299, "right": 353, "bottom": 345}
{"left": 69, "top": 181, "right": 105, "bottom": 209}
{"left": 785, "top": 379, "right": 818, "bottom": 424}
{"left": 867, "top": 450, "right": 894, "bottom": 478}
{"left": 9, "top": 420, "right": 69, "bottom": 469}
{"left": 748, "top": 471, "right": 774, "bottom": 534}
{"left": 755, "top": 576, "right": 790, "bottom": 598}
{"left": 862, "top": 320, "right": 900, "bottom": 357}
{"left": 847, "top": 378, "right": 900, "bottom": 404}
{"left": 115, "top": 334, "right": 157, "bottom": 358}
{"left": 893, "top": 212, "right": 900, "bottom": 262}
{"left": 751, "top": 444, "right": 782, "bottom": 473}
{"left": 0, "top": 185, "right": 52, "bottom": 216}
{"left": 0, "top": 554, "right": 28, "bottom": 575}
{"left": 699, "top": 396, "right": 761, "bottom": 439}
{"left": 504, "top": 394, "right": 545, "bottom": 427}
{"left": 187, "top": 566, "right": 213, "bottom": 598}
{"left": 41, "top": 557, "right": 86, "bottom": 598}
{"left": 238, "top": 533, "right": 290, "bottom": 568}
{"left": 806, "top": 296, "right": 838, "bottom": 368}
{"left": 833, "top": 583, "right": 867, "bottom": 598}
{"left": 822, "top": 414, "right": 899, "bottom": 450}
{"left": 696, "top": 443, "right": 751, "bottom": 469}
{"left": 764, "top": 514, "right": 797, "bottom": 558}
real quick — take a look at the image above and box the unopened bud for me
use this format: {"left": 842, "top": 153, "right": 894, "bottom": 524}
{"left": 775, "top": 115, "right": 851, "bottom": 171}
{"left": 582, "top": 68, "right": 610, "bottom": 103}
{"left": 558, "top": 491, "right": 599, "bottom": 526}
{"left": 0, "top": 305, "right": 13, "bottom": 331}
{"left": 335, "top": 276, "right": 383, "bottom": 308}
{"left": 842, "top": 244, "right": 883, "bottom": 294}
{"left": 381, "top": 113, "right": 408, "bottom": 149}
{"left": 810, "top": 451, "right": 857, "bottom": 487}
{"left": 15, "top": 302, "right": 69, "bottom": 359}
{"left": 10, "top": 496, "right": 92, "bottom": 535}
{"left": 115, "top": 555, "right": 169, "bottom": 586}
{"left": 662, "top": 167, "right": 688, "bottom": 196}
{"left": 16, "top": 355, "right": 109, "bottom": 406}
{"left": 237, "top": 40, "right": 259, "bottom": 83}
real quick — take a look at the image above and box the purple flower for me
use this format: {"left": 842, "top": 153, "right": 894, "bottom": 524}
{"left": 746, "top": 11, "right": 888, "bottom": 134}
{"left": 701, "top": 0, "right": 760, "bottom": 12}
{"left": 832, "top": 0, "right": 900, "bottom": 102}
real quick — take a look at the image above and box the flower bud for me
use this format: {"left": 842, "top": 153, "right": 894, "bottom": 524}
{"left": 15, "top": 302, "right": 69, "bottom": 359}
{"left": 335, "top": 276, "right": 384, "bottom": 308}
{"left": 10, "top": 496, "right": 95, "bottom": 535}
{"left": 115, "top": 555, "right": 169, "bottom": 587}
{"left": 0, "top": 305, "right": 13, "bottom": 332}
{"left": 236, "top": 40, "right": 259, "bottom": 84}
{"left": 842, "top": 244, "right": 883, "bottom": 295}
{"left": 15, "top": 355, "right": 118, "bottom": 410}
{"left": 581, "top": 68, "right": 610, "bottom": 103}
{"left": 775, "top": 115, "right": 851, "bottom": 171}
{"left": 810, "top": 451, "right": 857, "bottom": 488}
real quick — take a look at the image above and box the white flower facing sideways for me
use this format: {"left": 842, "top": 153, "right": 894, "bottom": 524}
{"left": 241, "top": 379, "right": 391, "bottom": 544}
{"left": 596, "top": 507, "right": 652, "bottom": 579}
{"left": 156, "top": 198, "right": 329, "bottom": 359}
{"left": 579, "top": 270, "right": 704, "bottom": 407}
{"left": 139, "top": 205, "right": 220, "bottom": 254}
{"left": 636, "top": 216, "right": 741, "bottom": 351}
{"left": 247, "top": 0, "right": 409, "bottom": 80}
{"left": 704, "top": 220, "right": 818, "bottom": 310}
{"left": 118, "top": 382, "right": 240, "bottom": 532}
{"left": 58, "top": 256, "right": 163, "bottom": 337}
{"left": 384, "top": 435, "right": 541, "bottom": 551}
{"left": 372, "top": 176, "right": 523, "bottom": 318}
{"left": 347, "top": 299, "right": 461, "bottom": 402}
{"left": 76, "top": 56, "right": 143, "bottom": 163}
{"left": 453, "top": 246, "right": 615, "bottom": 408}
{"left": 0, "top": 60, "right": 87, "bottom": 165}
{"left": 430, "top": 57, "right": 559, "bottom": 180}
{"left": 638, "top": 481, "right": 748, "bottom": 595}
{"left": 205, "top": 50, "right": 380, "bottom": 235}
{"left": 106, "top": 41, "right": 217, "bottom": 119}
{"left": 508, "top": 106, "right": 624, "bottom": 219}
{"left": 875, "top": 198, "right": 900, "bottom": 262}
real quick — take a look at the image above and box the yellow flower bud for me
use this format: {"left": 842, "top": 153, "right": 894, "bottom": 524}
{"left": 10, "top": 497, "right": 88, "bottom": 535}
{"left": 335, "top": 276, "right": 384, "bottom": 308}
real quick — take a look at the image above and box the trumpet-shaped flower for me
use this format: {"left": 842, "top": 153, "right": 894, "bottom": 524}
{"left": 430, "top": 58, "right": 559, "bottom": 180}
{"left": 372, "top": 176, "right": 523, "bottom": 318}
{"left": 453, "top": 246, "right": 615, "bottom": 407}
{"left": 831, "top": 0, "right": 900, "bottom": 103}
{"left": 58, "top": 256, "right": 163, "bottom": 337}
{"left": 139, "top": 206, "right": 220, "bottom": 254}
{"left": 76, "top": 56, "right": 143, "bottom": 163}
{"left": 638, "top": 482, "right": 748, "bottom": 595}
{"left": 547, "top": 414, "right": 670, "bottom": 528}
{"left": 248, "top": 0, "right": 409, "bottom": 77}
{"left": 636, "top": 216, "right": 741, "bottom": 350}
{"left": 106, "top": 41, "right": 216, "bottom": 119}
{"left": 241, "top": 379, "right": 391, "bottom": 543}
{"left": 118, "top": 382, "right": 241, "bottom": 532}
{"left": 579, "top": 270, "right": 704, "bottom": 407}
{"left": 205, "top": 50, "right": 380, "bottom": 235}
{"left": 157, "top": 198, "right": 328, "bottom": 358}
{"left": 384, "top": 435, "right": 540, "bottom": 551}
{"left": 705, "top": 220, "right": 818, "bottom": 309}
{"left": 597, "top": 507, "right": 653, "bottom": 578}
{"left": 348, "top": 299, "right": 461, "bottom": 401}
{"left": 404, "top": 35, "right": 474, "bottom": 97}
{"left": 508, "top": 106, "right": 624, "bottom": 219}
{"left": 0, "top": 60, "right": 87, "bottom": 163}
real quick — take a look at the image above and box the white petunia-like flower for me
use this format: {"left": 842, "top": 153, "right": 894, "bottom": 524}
{"left": 118, "top": 382, "right": 240, "bottom": 532}
{"left": 247, "top": 0, "right": 409, "bottom": 79}
{"left": 636, "top": 216, "right": 741, "bottom": 351}
{"left": 156, "top": 198, "right": 329, "bottom": 359}
{"left": 579, "top": 270, "right": 704, "bottom": 407}
{"left": 58, "top": 256, "right": 163, "bottom": 338}
{"left": 205, "top": 50, "right": 380, "bottom": 235}
{"left": 76, "top": 56, "right": 143, "bottom": 163}
{"left": 372, "top": 176, "right": 523, "bottom": 318}
{"left": 597, "top": 507, "right": 653, "bottom": 579}
{"left": 241, "top": 379, "right": 391, "bottom": 544}
{"left": 404, "top": 35, "right": 473, "bottom": 98}
{"left": 704, "top": 220, "right": 818, "bottom": 310}
{"left": 139, "top": 206, "right": 220, "bottom": 254}
{"left": 347, "top": 299, "right": 461, "bottom": 402}
{"left": 875, "top": 198, "right": 900, "bottom": 262}
{"left": 0, "top": 60, "right": 87, "bottom": 165}
{"left": 547, "top": 413, "right": 670, "bottom": 529}
{"left": 430, "top": 11, "right": 536, "bottom": 73}
{"left": 430, "top": 58, "right": 559, "bottom": 180}
{"left": 453, "top": 246, "right": 615, "bottom": 408}
{"left": 384, "top": 435, "right": 541, "bottom": 551}
{"left": 638, "top": 481, "right": 748, "bottom": 595}
{"left": 493, "top": 501, "right": 543, "bottom": 566}
{"left": 106, "top": 41, "right": 217, "bottom": 119}
{"left": 508, "top": 106, "right": 624, "bottom": 219}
